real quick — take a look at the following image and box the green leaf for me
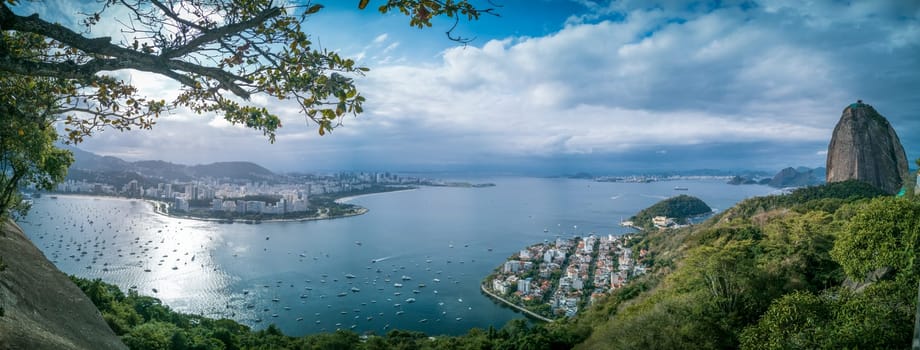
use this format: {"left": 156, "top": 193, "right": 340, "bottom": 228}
{"left": 305, "top": 4, "right": 324, "bottom": 14}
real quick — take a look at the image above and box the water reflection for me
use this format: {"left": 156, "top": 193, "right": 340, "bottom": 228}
{"left": 20, "top": 196, "right": 234, "bottom": 316}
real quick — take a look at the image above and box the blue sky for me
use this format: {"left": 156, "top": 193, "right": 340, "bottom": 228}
{"left": 17, "top": 0, "right": 920, "bottom": 174}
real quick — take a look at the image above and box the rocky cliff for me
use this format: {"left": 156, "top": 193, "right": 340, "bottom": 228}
{"left": 826, "top": 102, "right": 909, "bottom": 194}
{"left": 0, "top": 219, "right": 126, "bottom": 350}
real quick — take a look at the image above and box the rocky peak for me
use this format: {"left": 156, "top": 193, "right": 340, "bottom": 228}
{"left": 826, "top": 101, "right": 909, "bottom": 194}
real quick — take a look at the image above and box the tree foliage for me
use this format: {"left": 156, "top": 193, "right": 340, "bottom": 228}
{"left": 0, "top": 32, "right": 73, "bottom": 219}
{"left": 831, "top": 197, "right": 920, "bottom": 280}
{"left": 718, "top": 179, "right": 887, "bottom": 222}
{"left": 0, "top": 0, "right": 496, "bottom": 142}
{"left": 579, "top": 182, "right": 916, "bottom": 349}
{"left": 0, "top": 0, "right": 496, "bottom": 218}
{"left": 630, "top": 194, "right": 712, "bottom": 228}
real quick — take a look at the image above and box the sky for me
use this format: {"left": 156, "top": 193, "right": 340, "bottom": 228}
{"left": 15, "top": 0, "right": 920, "bottom": 175}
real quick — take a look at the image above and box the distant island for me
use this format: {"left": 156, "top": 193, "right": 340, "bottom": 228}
{"left": 627, "top": 195, "right": 712, "bottom": 229}
{"left": 728, "top": 166, "right": 825, "bottom": 188}
{"left": 557, "top": 168, "right": 829, "bottom": 189}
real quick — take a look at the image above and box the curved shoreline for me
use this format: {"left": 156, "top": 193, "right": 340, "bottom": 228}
{"left": 43, "top": 193, "right": 370, "bottom": 224}
{"left": 480, "top": 284, "right": 554, "bottom": 323}
{"left": 147, "top": 199, "right": 370, "bottom": 223}
{"left": 334, "top": 188, "right": 418, "bottom": 204}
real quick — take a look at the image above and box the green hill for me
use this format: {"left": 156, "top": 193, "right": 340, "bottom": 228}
{"left": 630, "top": 194, "right": 712, "bottom": 228}
{"left": 576, "top": 180, "right": 914, "bottom": 349}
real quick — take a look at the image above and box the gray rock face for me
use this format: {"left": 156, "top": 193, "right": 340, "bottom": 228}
{"left": 826, "top": 102, "right": 909, "bottom": 194}
{"left": 0, "top": 219, "right": 127, "bottom": 350}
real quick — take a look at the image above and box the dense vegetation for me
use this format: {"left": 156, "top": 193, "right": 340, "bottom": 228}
{"left": 73, "top": 180, "right": 919, "bottom": 349}
{"left": 630, "top": 194, "right": 712, "bottom": 228}
{"left": 579, "top": 180, "right": 918, "bottom": 349}
{"left": 718, "top": 179, "right": 888, "bottom": 220}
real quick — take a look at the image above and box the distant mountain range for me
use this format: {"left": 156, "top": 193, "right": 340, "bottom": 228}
{"left": 727, "top": 166, "right": 826, "bottom": 188}
{"left": 65, "top": 147, "right": 278, "bottom": 184}
{"left": 562, "top": 169, "right": 775, "bottom": 179}
{"left": 768, "top": 166, "right": 826, "bottom": 188}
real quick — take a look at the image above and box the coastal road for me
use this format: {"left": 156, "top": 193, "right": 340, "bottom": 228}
{"left": 480, "top": 284, "right": 554, "bottom": 323}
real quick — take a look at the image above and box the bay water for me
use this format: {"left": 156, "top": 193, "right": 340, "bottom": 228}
{"left": 19, "top": 177, "right": 775, "bottom": 336}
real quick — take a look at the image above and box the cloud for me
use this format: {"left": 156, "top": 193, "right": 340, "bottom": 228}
{"left": 65, "top": 0, "right": 919, "bottom": 173}
{"left": 372, "top": 33, "right": 389, "bottom": 44}
{"left": 382, "top": 42, "right": 400, "bottom": 55}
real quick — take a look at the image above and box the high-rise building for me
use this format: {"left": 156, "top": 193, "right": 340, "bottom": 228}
{"left": 517, "top": 278, "right": 531, "bottom": 294}
{"left": 211, "top": 199, "right": 223, "bottom": 211}
{"left": 174, "top": 197, "right": 189, "bottom": 212}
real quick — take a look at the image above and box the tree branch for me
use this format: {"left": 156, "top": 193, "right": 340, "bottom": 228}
{"left": 0, "top": 3, "right": 251, "bottom": 98}
{"left": 156, "top": 1, "right": 283, "bottom": 59}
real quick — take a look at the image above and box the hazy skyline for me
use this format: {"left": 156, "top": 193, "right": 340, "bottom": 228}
{"left": 19, "top": 0, "right": 920, "bottom": 174}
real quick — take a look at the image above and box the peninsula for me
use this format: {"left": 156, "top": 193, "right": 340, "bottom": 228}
{"left": 149, "top": 185, "right": 414, "bottom": 223}
{"left": 629, "top": 194, "right": 712, "bottom": 229}
{"left": 482, "top": 233, "right": 648, "bottom": 320}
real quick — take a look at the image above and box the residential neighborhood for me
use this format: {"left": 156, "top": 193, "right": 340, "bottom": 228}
{"left": 484, "top": 233, "right": 648, "bottom": 319}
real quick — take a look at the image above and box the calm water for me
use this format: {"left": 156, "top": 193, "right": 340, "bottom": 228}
{"left": 19, "top": 177, "right": 774, "bottom": 336}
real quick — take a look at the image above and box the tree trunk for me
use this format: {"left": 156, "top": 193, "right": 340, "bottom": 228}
{"left": 913, "top": 281, "right": 920, "bottom": 350}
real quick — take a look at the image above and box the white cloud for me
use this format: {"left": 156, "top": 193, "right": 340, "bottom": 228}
{"left": 382, "top": 42, "right": 400, "bottom": 55}
{"left": 353, "top": 10, "right": 849, "bottom": 156}
{"left": 64, "top": 1, "right": 920, "bottom": 172}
